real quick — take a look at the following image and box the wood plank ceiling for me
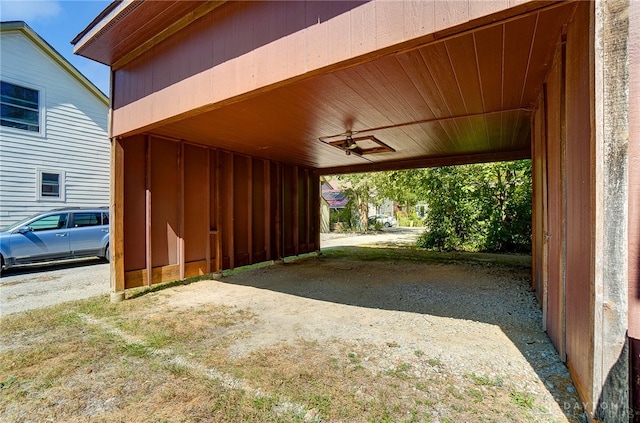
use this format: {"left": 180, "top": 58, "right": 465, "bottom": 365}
{"left": 80, "top": 1, "right": 578, "bottom": 173}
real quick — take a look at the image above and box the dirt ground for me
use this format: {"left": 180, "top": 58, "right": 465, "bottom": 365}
{"left": 0, "top": 231, "right": 586, "bottom": 422}
{"left": 146, "top": 249, "right": 584, "bottom": 422}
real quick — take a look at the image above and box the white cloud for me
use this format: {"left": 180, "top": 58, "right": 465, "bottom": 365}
{"left": 1, "top": 0, "right": 62, "bottom": 22}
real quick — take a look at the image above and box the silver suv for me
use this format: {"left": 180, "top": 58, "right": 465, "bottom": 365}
{"left": 0, "top": 207, "right": 109, "bottom": 272}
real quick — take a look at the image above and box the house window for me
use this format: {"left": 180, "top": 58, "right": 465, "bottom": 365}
{"left": 0, "top": 81, "right": 40, "bottom": 132}
{"left": 37, "top": 169, "right": 65, "bottom": 201}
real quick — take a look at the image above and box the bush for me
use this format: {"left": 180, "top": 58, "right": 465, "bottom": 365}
{"left": 416, "top": 160, "right": 532, "bottom": 253}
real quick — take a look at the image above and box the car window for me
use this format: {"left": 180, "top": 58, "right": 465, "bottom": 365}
{"left": 102, "top": 212, "right": 109, "bottom": 225}
{"left": 29, "top": 213, "right": 68, "bottom": 231}
{"left": 72, "top": 212, "right": 102, "bottom": 228}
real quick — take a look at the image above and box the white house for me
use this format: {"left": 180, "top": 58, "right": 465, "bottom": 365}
{"left": 0, "top": 21, "right": 109, "bottom": 228}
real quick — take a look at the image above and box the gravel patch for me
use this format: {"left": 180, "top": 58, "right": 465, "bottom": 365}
{"left": 0, "top": 258, "right": 109, "bottom": 317}
{"left": 161, "top": 254, "right": 585, "bottom": 422}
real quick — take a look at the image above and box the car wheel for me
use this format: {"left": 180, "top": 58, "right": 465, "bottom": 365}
{"left": 384, "top": 222, "right": 391, "bottom": 228}
{"left": 105, "top": 244, "right": 110, "bottom": 263}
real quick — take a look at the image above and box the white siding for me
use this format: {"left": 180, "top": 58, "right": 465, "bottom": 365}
{"left": 0, "top": 31, "right": 109, "bottom": 227}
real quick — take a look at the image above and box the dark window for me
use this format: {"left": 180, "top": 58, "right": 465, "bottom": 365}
{"left": 41, "top": 172, "right": 60, "bottom": 198}
{"left": 30, "top": 214, "right": 68, "bottom": 231}
{"left": 72, "top": 212, "right": 101, "bottom": 227}
{"left": 1, "top": 81, "right": 39, "bottom": 132}
{"left": 102, "top": 212, "right": 109, "bottom": 225}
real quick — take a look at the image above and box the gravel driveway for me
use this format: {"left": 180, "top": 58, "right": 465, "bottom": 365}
{"left": 0, "top": 259, "right": 110, "bottom": 317}
{"left": 0, "top": 227, "right": 586, "bottom": 421}
{"left": 0, "top": 228, "right": 418, "bottom": 317}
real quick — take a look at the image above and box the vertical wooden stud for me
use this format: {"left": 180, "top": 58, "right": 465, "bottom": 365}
{"left": 228, "top": 155, "right": 235, "bottom": 269}
{"left": 293, "top": 166, "right": 299, "bottom": 256}
{"left": 205, "top": 149, "right": 211, "bottom": 273}
{"left": 314, "top": 173, "right": 321, "bottom": 251}
{"left": 248, "top": 157, "right": 253, "bottom": 264}
{"left": 559, "top": 37, "right": 568, "bottom": 362}
{"left": 305, "top": 169, "right": 311, "bottom": 249}
{"left": 264, "top": 160, "right": 271, "bottom": 260}
{"left": 179, "top": 141, "right": 185, "bottom": 280}
{"left": 145, "top": 135, "right": 152, "bottom": 286}
{"left": 276, "top": 162, "right": 282, "bottom": 259}
{"left": 110, "top": 136, "right": 125, "bottom": 302}
{"left": 215, "top": 150, "right": 222, "bottom": 271}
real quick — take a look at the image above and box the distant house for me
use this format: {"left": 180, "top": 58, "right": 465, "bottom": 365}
{"left": 321, "top": 179, "right": 350, "bottom": 232}
{"left": 321, "top": 180, "right": 349, "bottom": 209}
{"left": 0, "top": 21, "right": 109, "bottom": 228}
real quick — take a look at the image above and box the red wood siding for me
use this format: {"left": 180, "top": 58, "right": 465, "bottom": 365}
{"left": 122, "top": 135, "right": 146, "bottom": 273}
{"left": 530, "top": 1, "right": 594, "bottom": 405}
{"left": 121, "top": 135, "right": 319, "bottom": 288}
{"left": 532, "top": 97, "right": 546, "bottom": 306}
{"left": 563, "top": 3, "right": 594, "bottom": 399}
{"left": 544, "top": 43, "right": 565, "bottom": 360}
{"left": 105, "top": 1, "right": 575, "bottom": 174}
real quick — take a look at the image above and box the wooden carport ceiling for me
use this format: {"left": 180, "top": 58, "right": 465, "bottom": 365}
{"left": 81, "top": 1, "right": 578, "bottom": 174}
{"left": 150, "top": 2, "right": 576, "bottom": 173}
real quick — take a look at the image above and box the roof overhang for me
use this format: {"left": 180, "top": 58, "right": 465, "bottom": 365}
{"left": 72, "top": 0, "right": 579, "bottom": 174}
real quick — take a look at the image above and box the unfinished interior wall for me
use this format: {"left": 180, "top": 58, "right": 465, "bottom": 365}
{"left": 113, "top": 135, "right": 319, "bottom": 291}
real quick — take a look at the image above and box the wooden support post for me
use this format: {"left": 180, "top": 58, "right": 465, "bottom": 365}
{"left": 559, "top": 35, "right": 567, "bottom": 363}
{"left": 264, "top": 160, "right": 272, "bottom": 260}
{"left": 145, "top": 135, "right": 152, "bottom": 286}
{"left": 247, "top": 157, "right": 253, "bottom": 264}
{"left": 179, "top": 141, "right": 185, "bottom": 280}
{"left": 293, "top": 166, "right": 299, "bottom": 256}
{"left": 305, "top": 169, "right": 311, "bottom": 250}
{"left": 314, "top": 174, "right": 321, "bottom": 251}
{"left": 276, "top": 163, "right": 282, "bottom": 260}
{"left": 205, "top": 149, "right": 211, "bottom": 273}
{"left": 228, "top": 155, "right": 235, "bottom": 269}
{"left": 110, "top": 136, "right": 125, "bottom": 302}
{"left": 215, "top": 150, "right": 222, "bottom": 271}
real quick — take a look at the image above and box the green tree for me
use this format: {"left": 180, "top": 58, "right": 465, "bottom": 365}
{"left": 417, "top": 160, "right": 532, "bottom": 252}
{"left": 335, "top": 172, "right": 376, "bottom": 231}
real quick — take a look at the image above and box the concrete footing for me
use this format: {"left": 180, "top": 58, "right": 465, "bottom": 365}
{"left": 110, "top": 291, "right": 125, "bottom": 303}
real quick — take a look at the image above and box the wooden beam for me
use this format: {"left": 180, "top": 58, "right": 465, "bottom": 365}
{"left": 215, "top": 150, "right": 222, "bottom": 271}
{"left": 110, "top": 136, "right": 125, "bottom": 302}
{"left": 305, "top": 169, "right": 310, "bottom": 250}
{"left": 228, "top": 154, "right": 235, "bottom": 269}
{"left": 264, "top": 160, "right": 272, "bottom": 260}
{"left": 145, "top": 135, "right": 152, "bottom": 287}
{"left": 205, "top": 149, "right": 211, "bottom": 273}
{"left": 293, "top": 166, "right": 299, "bottom": 256}
{"left": 179, "top": 141, "right": 185, "bottom": 280}
{"left": 276, "top": 162, "right": 282, "bottom": 259}
{"left": 314, "top": 174, "right": 321, "bottom": 251}
{"left": 317, "top": 149, "right": 531, "bottom": 176}
{"left": 247, "top": 157, "right": 253, "bottom": 264}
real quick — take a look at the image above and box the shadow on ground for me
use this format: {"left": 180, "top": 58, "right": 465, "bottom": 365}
{"left": 213, "top": 245, "right": 583, "bottom": 422}
{"left": 0, "top": 257, "right": 105, "bottom": 278}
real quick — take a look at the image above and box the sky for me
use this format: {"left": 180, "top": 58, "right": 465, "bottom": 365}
{"left": 1, "top": 0, "right": 112, "bottom": 96}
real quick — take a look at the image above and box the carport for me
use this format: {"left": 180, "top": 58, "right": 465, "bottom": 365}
{"left": 73, "top": 1, "right": 638, "bottom": 420}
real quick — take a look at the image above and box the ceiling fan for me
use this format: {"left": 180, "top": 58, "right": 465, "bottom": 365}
{"left": 319, "top": 129, "right": 395, "bottom": 157}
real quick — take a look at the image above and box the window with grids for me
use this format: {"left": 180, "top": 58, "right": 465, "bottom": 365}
{"left": 41, "top": 172, "right": 60, "bottom": 198}
{"left": 1, "top": 81, "right": 40, "bottom": 132}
